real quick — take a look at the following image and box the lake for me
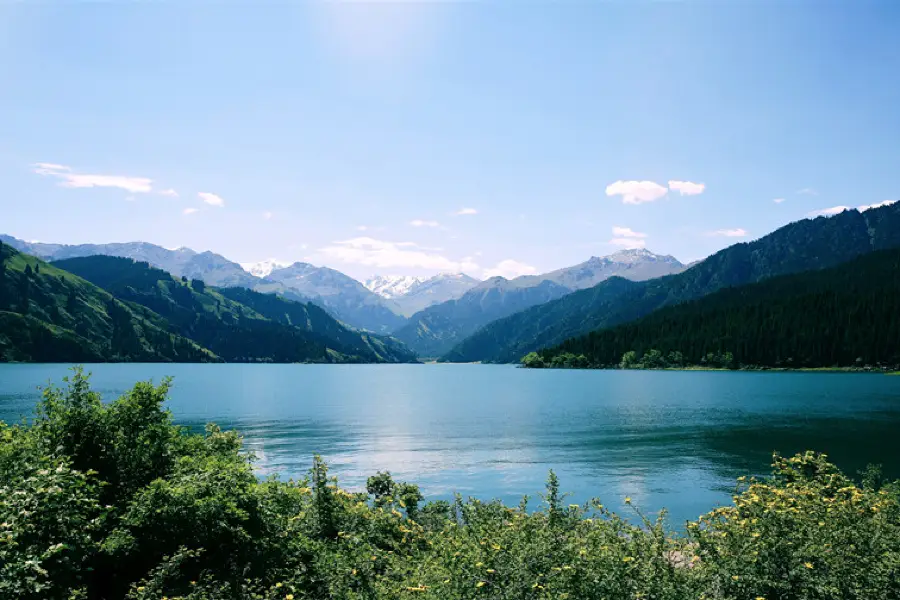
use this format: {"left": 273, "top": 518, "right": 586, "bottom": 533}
{"left": 1, "top": 363, "right": 898, "bottom": 526}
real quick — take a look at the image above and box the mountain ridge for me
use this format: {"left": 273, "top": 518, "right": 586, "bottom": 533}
{"left": 441, "top": 201, "right": 900, "bottom": 363}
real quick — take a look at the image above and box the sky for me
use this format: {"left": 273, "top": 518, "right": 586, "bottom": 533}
{"left": 1, "top": 2, "right": 899, "bottom": 282}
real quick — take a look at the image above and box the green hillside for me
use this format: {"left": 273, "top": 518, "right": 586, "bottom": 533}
{"left": 0, "top": 242, "right": 216, "bottom": 362}
{"left": 528, "top": 248, "right": 900, "bottom": 369}
{"left": 53, "top": 255, "right": 417, "bottom": 364}
{"left": 443, "top": 201, "right": 900, "bottom": 363}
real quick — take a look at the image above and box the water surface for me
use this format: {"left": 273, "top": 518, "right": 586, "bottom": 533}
{"left": 1, "top": 363, "right": 898, "bottom": 525}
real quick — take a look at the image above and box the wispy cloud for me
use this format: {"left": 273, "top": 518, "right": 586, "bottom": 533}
{"left": 606, "top": 180, "right": 668, "bottom": 205}
{"left": 609, "top": 237, "right": 647, "bottom": 249}
{"left": 668, "top": 180, "right": 706, "bottom": 196}
{"left": 183, "top": 208, "right": 199, "bottom": 216}
{"left": 409, "top": 219, "right": 439, "bottom": 228}
{"left": 608, "top": 225, "right": 648, "bottom": 249}
{"left": 807, "top": 206, "right": 849, "bottom": 217}
{"left": 707, "top": 228, "right": 748, "bottom": 237}
{"left": 158, "top": 188, "right": 179, "bottom": 198}
{"left": 809, "top": 200, "right": 897, "bottom": 218}
{"left": 33, "top": 162, "right": 153, "bottom": 194}
{"left": 796, "top": 188, "right": 818, "bottom": 196}
{"left": 454, "top": 207, "right": 478, "bottom": 216}
{"left": 482, "top": 259, "right": 537, "bottom": 280}
{"left": 317, "top": 237, "right": 478, "bottom": 272}
{"left": 198, "top": 192, "right": 225, "bottom": 207}
{"left": 262, "top": 211, "right": 273, "bottom": 220}
{"left": 356, "top": 225, "right": 368, "bottom": 231}
{"left": 611, "top": 226, "right": 647, "bottom": 239}
{"left": 773, "top": 198, "right": 786, "bottom": 204}
{"left": 858, "top": 199, "right": 896, "bottom": 212}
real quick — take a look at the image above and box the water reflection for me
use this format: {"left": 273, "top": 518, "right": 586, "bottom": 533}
{"left": 1, "top": 364, "right": 898, "bottom": 525}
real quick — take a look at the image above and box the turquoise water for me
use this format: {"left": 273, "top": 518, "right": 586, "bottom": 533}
{"left": 1, "top": 363, "right": 899, "bottom": 526}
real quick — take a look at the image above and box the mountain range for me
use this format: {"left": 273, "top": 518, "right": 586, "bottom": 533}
{"left": 7, "top": 200, "right": 898, "bottom": 367}
{"left": 0, "top": 243, "right": 416, "bottom": 363}
{"left": 534, "top": 247, "right": 900, "bottom": 369}
{"left": 393, "top": 249, "right": 687, "bottom": 357}
{"left": 442, "top": 200, "right": 900, "bottom": 363}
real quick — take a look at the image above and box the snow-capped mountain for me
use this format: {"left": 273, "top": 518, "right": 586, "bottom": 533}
{"left": 365, "top": 275, "right": 425, "bottom": 299}
{"left": 365, "top": 273, "right": 480, "bottom": 316}
{"left": 240, "top": 259, "right": 291, "bottom": 278}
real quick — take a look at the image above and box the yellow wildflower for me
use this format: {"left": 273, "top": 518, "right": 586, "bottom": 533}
{"left": 622, "top": 556, "right": 634, "bottom": 562}
{"left": 476, "top": 581, "right": 485, "bottom": 588}
{"left": 286, "top": 595, "right": 294, "bottom": 600}
{"left": 804, "top": 562, "right": 813, "bottom": 569}
{"left": 731, "top": 575, "right": 740, "bottom": 581}
{"left": 624, "top": 497, "right": 632, "bottom": 504}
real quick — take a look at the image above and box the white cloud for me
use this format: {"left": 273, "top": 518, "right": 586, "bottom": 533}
{"left": 608, "top": 225, "right": 648, "bottom": 249}
{"left": 158, "top": 188, "right": 179, "bottom": 198}
{"left": 773, "top": 198, "right": 786, "bottom": 204}
{"left": 858, "top": 199, "right": 896, "bottom": 212}
{"left": 262, "top": 211, "right": 273, "bottom": 220}
{"left": 198, "top": 192, "right": 225, "bottom": 207}
{"left": 807, "top": 200, "right": 896, "bottom": 218}
{"left": 33, "top": 162, "right": 153, "bottom": 193}
{"left": 356, "top": 225, "right": 368, "bottom": 231}
{"left": 183, "top": 208, "right": 199, "bottom": 215}
{"left": 807, "top": 206, "right": 850, "bottom": 217}
{"left": 796, "top": 188, "right": 818, "bottom": 196}
{"left": 409, "top": 219, "right": 439, "bottom": 228}
{"left": 482, "top": 259, "right": 537, "bottom": 280}
{"left": 611, "top": 226, "right": 647, "bottom": 239}
{"left": 609, "top": 237, "right": 647, "bottom": 249}
{"left": 454, "top": 207, "right": 478, "bottom": 216}
{"left": 606, "top": 180, "right": 668, "bottom": 204}
{"left": 707, "top": 228, "right": 748, "bottom": 237}
{"left": 317, "top": 237, "right": 479, "bottom": 272}
{"left": 125, "top": 196, "right": 136, "bottom": 202}
{"left": 668, "top": 180, "right": 706, "bottom": 196}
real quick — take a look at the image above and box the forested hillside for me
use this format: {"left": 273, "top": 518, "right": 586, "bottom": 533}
{"left": 443, "top": 201, "right": 900, "bottom": 363}
{"left": 0, "top": 242, "right": 216, "bottom": 362}
{"left": 530, "top": 248, "right": 900, "bottom": 369}
{"left": 53, "top": 256, "right": 417, "bottom": 364}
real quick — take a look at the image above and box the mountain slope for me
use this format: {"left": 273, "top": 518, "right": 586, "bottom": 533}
{"left": 0, "top": 237, "right": 260, "bottom": 289}
{"left": 443, "top": 201, "right": 900, "bottom": 363}
{"left": 1, "top": 236, "right": 408, "bottom": 333}
{"left": 258, "top": 262, "right": 407, "bottom": 333}
{"left": 0, "top": 243, "right": 217, "bottom": 362}
{"left": 534, "top": 248, "right": 900, "bottom": 369}
{"left": 393, "top": 279, "right": 572, "bottom": 357}
{"left": 53, "top": 256, "right": 417, "bottom": 364}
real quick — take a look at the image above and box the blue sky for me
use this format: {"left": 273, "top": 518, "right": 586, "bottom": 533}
{"left": 1, "top": 2, "right": 898, "bottom": 281}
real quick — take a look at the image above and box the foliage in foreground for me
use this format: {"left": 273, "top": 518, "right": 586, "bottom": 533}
{"left": 1, "top": 370, "right": 898, "bottom": 600}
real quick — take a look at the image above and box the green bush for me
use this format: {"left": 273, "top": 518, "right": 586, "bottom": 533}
{"left": 1, "top": 369, "right": 897, "bottom": 599}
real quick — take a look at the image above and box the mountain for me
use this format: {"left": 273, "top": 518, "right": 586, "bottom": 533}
{"left": 0, "top": 237, "right": 259, "bottom": 288}
{"left": 52, "top": 255, "right": 417, "bottom": 364}
{"left": 534, "top": 249, "right": 685, "bottom": 289}
{"left": 392, "top": 278, "right": 573, "bottom": 358}
{"left": 379, "top": 273, "right": 481, "bottom": 317}
{"left": 365, "top": 275, "right": 425, "bottom": 298}
{"left": 0, "top": 236, "right": 407, "bottom": 333}
{"left": 258, "top": 262, "right": 407, "bottom": 333}
{"left": 240, "top": 259, "right": 291, "bottom": 278}
{"left": 442, "top": 200, "right": 900, "bottom": 363}
{"left": 0, "top": 242, "right": 216, "bottom": 362}
{"left": 391, "top": 250, "right": 684, "bottom": 357}
{"left": 533, "top": 247, "right": 900, "bottom": 369}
